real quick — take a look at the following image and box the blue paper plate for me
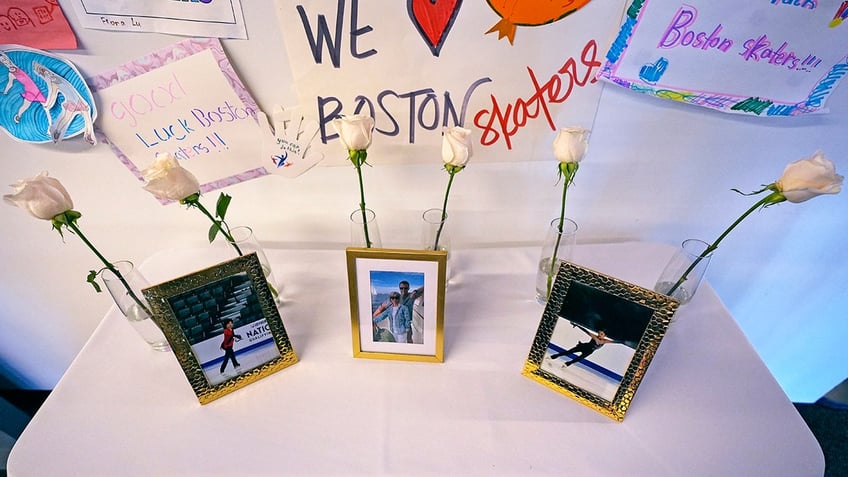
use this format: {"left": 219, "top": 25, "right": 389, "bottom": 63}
{"left": 0, "top": 44, "right": 97, "bottom": 144}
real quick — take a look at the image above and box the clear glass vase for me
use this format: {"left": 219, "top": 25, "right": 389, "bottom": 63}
{"left": 421, "top": 207, "right": 451, "bottom": 283}
{"left": 654, "top": 239, "right": 713, "bottom": 305}
{"left": 350, "top": 208, "right": 382, "bottom": 248}
{"left": 100, "top": 261, "right": 170, "bottom": 352}
{"left": 535, "top": 218, "right": 578, "bottom": 304}
{"left": 226, "top": 226, "right": 280, "bottom": 302}
{"left": 421, "top": 208, "right": 449, "bottom": 252}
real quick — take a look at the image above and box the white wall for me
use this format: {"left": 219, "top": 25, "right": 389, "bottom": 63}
{"left": 0, "top": 2, "right": 845, "bottom": 402}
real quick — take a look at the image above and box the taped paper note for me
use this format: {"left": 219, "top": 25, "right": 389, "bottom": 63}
{"left": 67, "top": 0, "right": 247, "bottom": 39}
{"left": 90, "top": 38, "right": 266, "bottom": 203}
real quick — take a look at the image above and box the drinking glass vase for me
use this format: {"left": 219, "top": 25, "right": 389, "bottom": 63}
{"left": 654, "top": 238, "right": 713, "bottom": 305}
{"left": 535, "top": 218, "right": 578, "bottom": 304}
{"left": 350, "top": 208, "right": 382, "bottom": 248}
{"left": 421, "top": 208, "right": 449, "bottom": 253}
{"left": 100, "top": 261, "right": 170, "bottom": 351}
{"left": 421, "top": 207, "right": 451, "bottom": 283}
{"left": 226, "top": 226, "right": 280, "bottom": 303}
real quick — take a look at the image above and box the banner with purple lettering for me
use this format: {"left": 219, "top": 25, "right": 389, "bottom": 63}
{"left": 275, "top": 0, "right": 627, "bottom": 164}
{"left": 91, "top": 38, "right": 266, "bottom": 202}
{"left": 598, "top": 0, "right": 848, "bottom": 116}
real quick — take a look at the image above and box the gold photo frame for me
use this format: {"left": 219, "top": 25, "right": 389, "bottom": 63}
{"left": 522, "top": 261, "right": 679, "bottom": 421}
{"left": 345, "top": 247, "right": 447, "bottom": 362}
{"left": 143, "top": 253, "right": 298, "bottom": 404}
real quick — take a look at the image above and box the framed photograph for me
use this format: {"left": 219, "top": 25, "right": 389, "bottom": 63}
{"left": 345, "top": 247, "right": 447, "bottom": 362}
{"left": 143, "top": 252, "right": 298, "bottom": 404}
{"left": 522, "top": 261, "right": 679, "bottom": 421}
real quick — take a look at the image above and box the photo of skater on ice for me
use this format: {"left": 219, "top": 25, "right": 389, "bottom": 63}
{"left": 541, "top": 280, "right": 654, "bottom": 401}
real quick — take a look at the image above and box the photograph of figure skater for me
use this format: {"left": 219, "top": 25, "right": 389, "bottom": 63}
{"left": 219, "top": 318, "right": 242, "bottom": 374}
{"left": 543, "top": 281, "right": 653, "bottom": 401}
{"left": 168, "top": 271, "right": 281, "bottom": 386}
{"left": 549, "top": 321, "right": 618, "bottom": 368}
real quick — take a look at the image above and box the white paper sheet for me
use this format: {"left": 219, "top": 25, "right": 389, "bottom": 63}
{"left": 598, "top": 0, "right": 848, "bottom": 116}
{"left": 90, "top": 38, "right": 266, "bottom": 203}
{"left": 66, "top": 0, "right": 247, "bottom": 39}
{"left": 276, "top": 0, "right": 627, "bottom": 164}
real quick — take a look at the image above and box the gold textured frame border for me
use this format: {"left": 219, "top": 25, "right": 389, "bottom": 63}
{"left": 522, "top": 261, "right": 679, "bottom": 421}
{"left": 143, "top": 253, "right": 298, "bottom": 404}
{"left": 346, "top": 247, "right": 447, "bottom": 362}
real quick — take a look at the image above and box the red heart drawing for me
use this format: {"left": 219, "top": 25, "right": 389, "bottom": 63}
{"left": 407, "top": 0, "right": 463, "bottom": 57}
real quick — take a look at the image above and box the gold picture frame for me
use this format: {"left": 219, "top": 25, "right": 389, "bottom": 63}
{"left": 345, "top": 247, "right": 447, "bottom": 362}
{"left": 522, "top": 261, "right": 679, "bottom": 421}
{"left": 143, "top": 253, "right": 298, "bottom": 404}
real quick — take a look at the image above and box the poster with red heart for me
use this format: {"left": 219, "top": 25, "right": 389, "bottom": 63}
{"left": 275, "top": 0, "right": 626, "bottom": 164}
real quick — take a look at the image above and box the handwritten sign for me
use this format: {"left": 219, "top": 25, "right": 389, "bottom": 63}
{"left": 66, "top": 0, "right": 247, "bottom": 39}
{"left": 0, "top": 0, "right": 77, "bottom": 50}
{"left": 90, "top": 39, "right": 266, "bottom": 203}
{"left": 598, "top": 0, "right": 848, "bottom": 116}
{"left": 276, "top": 0, "right": 626, "bottom": 164}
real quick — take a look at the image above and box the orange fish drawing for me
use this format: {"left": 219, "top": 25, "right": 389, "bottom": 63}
{"left": 485, "top": 0, "right": 593, "bottom": 44}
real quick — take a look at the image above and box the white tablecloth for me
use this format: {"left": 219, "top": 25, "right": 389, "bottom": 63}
{"left": 8, "top": 243, "right": 824, "bottom": 476}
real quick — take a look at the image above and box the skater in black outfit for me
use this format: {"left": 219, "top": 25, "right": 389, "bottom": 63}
{"left": 550, "top": 324, "right": 615, "bottom": 367}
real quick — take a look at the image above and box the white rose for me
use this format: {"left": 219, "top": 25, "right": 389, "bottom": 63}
{"left": 4, "top": 171, "right": 73, "bottom": 219}
{"left": 141, "top": 153, "right": 201, "bottom": 201}
{"left": 553, "top": 127, "right": 590, "bottom": 164}
{"left": 776, "top": 151, "right": 843, "bottom": 203}
{"left": 332, "top": 114, "right": 375, "bottom": 151}
{"left": 441, "top": 126, "right": 473, "bottom": 168}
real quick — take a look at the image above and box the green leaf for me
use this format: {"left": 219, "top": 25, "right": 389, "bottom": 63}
{"left": 349, "top": 149, "right": 369, "bottom": 168}
{"left": 65, "top": 210, "right": 82, "bottom": 222}
{"left": 180, "top": 192, "right": 200, "bottom": 206}
{"left": 51, "top": 220, "right": 65, "bottom": 239}
{"left": 86, "top": 270, "right": 102, "bottom": 292}
{"left": 216, "top": 193, "right": 232, "bottom": 220}
{"left": 445, "top": 164, "right": 465, "bottom": 175}
{"left": 208, "top": 221, "right": 221, "bottom": 243}
{"left": 50, "top": 210, "right": 82, "bottom": 240}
